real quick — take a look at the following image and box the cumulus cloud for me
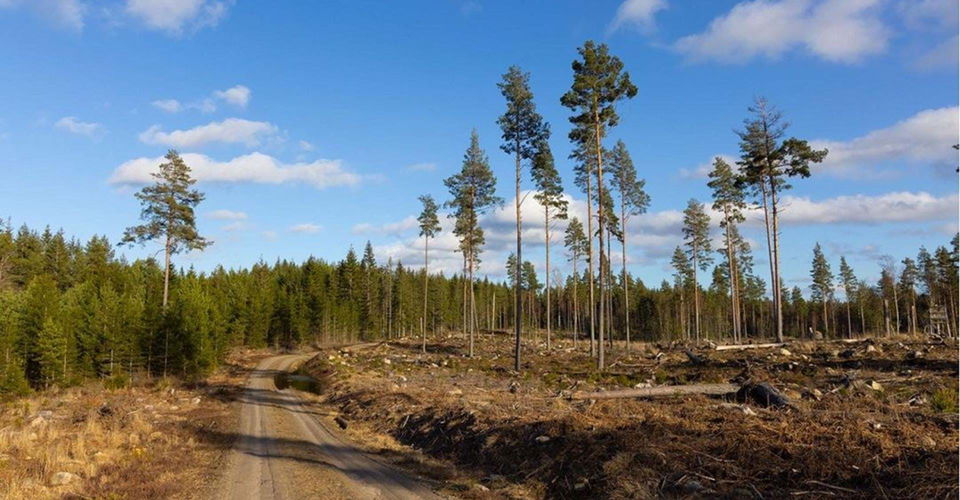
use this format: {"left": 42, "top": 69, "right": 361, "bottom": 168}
{"left": 213, "top": 84, "right": 250, "bottom": 108}
{"left": 608, "top": 0, "right": 667, "bottom": 34}
{"left": 138, "top": 118, "right": 279, "bottom": 148}
{"left": 352, "top": 216, "right": 419, "bottom": 236}
{"left": 124, "top": 0, "right": 230, "bottom": 35}
{"left": 812, "top": 106, "right": 959, "bottom": 176}
{"left": 290, "top": 223, "right": 321, "bottom": 234}
{"left": 774, "top": 191, "right": 958, "bottom": 225}
{"left": 674, "top": 0, "right": 888, "bottom": 64}
{"left": 109, "top": 152, "right": 363, "bottom": 189}
{"left": 151, "top": 99, "right": 183, "bottom": 113}
{"left": 55, "top": 116, "right": 102, "bottom": 137}
{"left": 207, "top": 209, "right": 247, "bottom": 220}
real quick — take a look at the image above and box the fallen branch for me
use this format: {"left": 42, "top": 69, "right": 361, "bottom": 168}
{"left": 569, "top": 383, "right": 738, "bottom": 400}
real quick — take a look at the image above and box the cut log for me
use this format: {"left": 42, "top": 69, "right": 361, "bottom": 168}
{"left": 685, "top": 350, "right": 707, "bottom": 365}
{"left": 714, "top": 342, "right": 785, "bottom": 351}
{"left": 569, "top": 383, "right": 738, "bottom": 400}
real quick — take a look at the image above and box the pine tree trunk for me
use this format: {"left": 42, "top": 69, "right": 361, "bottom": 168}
{"left": 514, "top": 147, "right": 523, "bottom": 371}
{"left": 846, "top": 300, "right": 852, "bottom": 338}
{"left": 586, "top": 175, "right": 596, "bottom": 357}
{"left": 892, "top": 284, "right": 901, "bottom": 334}
{"left": 545, "top": 205, "right": 551, "bottom": 350}
{"left": 621, "top": 204, "right": 630, "bottom": 350}
{"left": 469, "top": 254, "right": 476, "bottom": 358}
{"left": 770, "top": 183, "right": 784, "bottom": 342}
{"left": 724, "top": 219, "right": 740, "bottom": 343}
{"left": 594, "top": 113, "right": 605, "bottom": 370}
{"left": 422, "top": 237, "right": 428, "bottom": 353}
{"left": 573, "top": 256, "right": 579, "bottom": 348}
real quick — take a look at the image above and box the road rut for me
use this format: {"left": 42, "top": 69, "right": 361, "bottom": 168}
{"left": 219, "top": 354, "right": 441, "bottom": 500}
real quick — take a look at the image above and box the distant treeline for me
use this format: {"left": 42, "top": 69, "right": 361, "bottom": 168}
{"left": 0, "top": 222, "right": 956, "bottom": 394}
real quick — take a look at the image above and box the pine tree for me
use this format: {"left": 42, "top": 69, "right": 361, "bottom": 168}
{"left": 498, "top": 66, "right": 548, "bottom": 371}
{"left": 120, "top": 150, "right": 211, "bottom": 309}
{"left": 445, "top": 130, "right": 501, "bottom": 357}
{"left": 839, "top": 257, "right": 858, "bottom": 338}
{"left": 810, "top": 243, "right": 833, "bottom": 337}
{"left": 736, "top": 98, "right": 827, "bottom": 342}
{"left": 561, "top": 40, "right": 637, "bottom": 369}
{"left": 682, "top": 199, "right": 712, "bottom": 340}
{"left": 608, "top": 140, "right": 649, "bottom": 349}
{"left": 417, "top": 194, "right": 441, "bottom": 352}
{"left": 671, "top": 246, "right": 693, "bottom": 339}
{"left": 531, "top": 140, "right": 568, "bottom": 349}
{"left": 707, "top": 156, "right": 747, "bottom": 342}
{"left": 899, "top": 257, "right": 919, "bottom": 336}
{"left": 564, "top": 217, "right": 588, "bottom": 346}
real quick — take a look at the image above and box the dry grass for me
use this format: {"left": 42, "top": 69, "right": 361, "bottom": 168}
{"left": 0, "top": 348, "right": 274, "bottom": 499}
{"left": 304, "top": 333, "right": 959, "bottom": 499}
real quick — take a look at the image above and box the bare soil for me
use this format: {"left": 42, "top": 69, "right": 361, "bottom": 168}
{"left": 302, "top": 332, "right": 959, "bottom": 499}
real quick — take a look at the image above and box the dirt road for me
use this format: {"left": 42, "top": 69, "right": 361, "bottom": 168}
{"left": 219, "top": 354, "right": 441, "bottom": 500}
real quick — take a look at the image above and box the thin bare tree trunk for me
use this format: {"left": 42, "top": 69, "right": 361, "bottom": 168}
{"left": 513, "top": 147, "right": 523, "bottom": 371}
{"left": 545, "top": 205, "right": 552, "bottom": 349}
{"left": 586, "top": 174, "right": 595, "bottom": 357}
{"left": 422, "top": 237, "right": 428, "bottom": 353}
{"left": 621, "top": 203, "right": 630, "bottom": 350}
{"left": 594, "top": 113, "right": 605, "bottom": 369}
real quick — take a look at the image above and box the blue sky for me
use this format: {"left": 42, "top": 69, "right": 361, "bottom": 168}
{"left": 0, "top": 0, "right": 957, "bottom": 294}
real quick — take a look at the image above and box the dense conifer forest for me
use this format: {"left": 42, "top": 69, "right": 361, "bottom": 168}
{"left": 0, "top": 219, "right": 955, "bottom": 394}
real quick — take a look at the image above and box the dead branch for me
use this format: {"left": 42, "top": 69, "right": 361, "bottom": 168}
{"left": 569, "top": 383, "right": 738, "bottom": 400}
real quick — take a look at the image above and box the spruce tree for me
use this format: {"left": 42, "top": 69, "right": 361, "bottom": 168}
{"left": 497, "top": 66, "right": 548, "bottom": 371}
{"left": 736, "top": 99, "right": 827, "bottom": 342}
{"left": 682, "top": 199, "right": 712, "bottom": 340}
{"left": 900, "top": 257, "right": 919, "bottom": 335}
{"left": 417, "top": 194, "right": 441, "bottom": 352}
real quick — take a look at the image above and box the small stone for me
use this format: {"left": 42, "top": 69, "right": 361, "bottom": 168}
{"left": 191, "top": 397, "right": 201, "bottom": 405}
{"left": 474, "top": 484, "right": 490, "bottom": 492}
{"left": 50, "top": 471, "right": 78, "bottom": 486}
{"left": 383, "top": 358, "right": 391, "bottom": 365}
{"left": 779, "top": 348, "right": 792, "bottom": 356}
{"left": 865, "top": 345, "right": 877, "bottom": 354}
{"left": 447, "top": 388, "right": 463, "bottom": 396}
{"left": 633, "top": 381, "right": 652, "bottom": 389}
{"left": 866, "top": 380, "right": 884, "bottom": 392}
{"left": 740, "top": 406, "right": 757, "bottom": 416}
{"left": 922, "top": 436, "right": 937, "bottom": 447}
{"left": 573, "top": 480, "right": 589, "bottom": 491}
{"left": 535, "top": 435, "right": 550, "bottom": 443}
{"left": 871, "top": 422, "right": 882, "bottom": 430}
{"left": 682, "top": 480, "right": 704, "bottom": 493}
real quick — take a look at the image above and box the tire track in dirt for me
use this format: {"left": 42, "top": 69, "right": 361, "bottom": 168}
{"left": 219, "top": 354, "right": 441, "bottom": 500}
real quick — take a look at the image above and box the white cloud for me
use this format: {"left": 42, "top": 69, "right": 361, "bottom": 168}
{"left": 55, "top": 116, "right": 102, "bottom": 137}
{"left": 213, "top": 84, "right": 250, "bottom": 108}
{"left": 609, "top": 0, "right": 667, "bottom": 34}
{"left": 406, "top": 162, "right": 436, "bottom": 172}
{"left": 774, "top": 191, "right": 958, "bottom": 225}
{"left": 352, "top": 216, "right": 419, "bottom": 235}
{"left": 290, "top": 223, "right": 321, "bottom": 234}
{"left": 110, "top": 152, "right": 363, "bottom": 189}
{"left": 221, "top": 221, "right": 244, "bottom": 232}
{"left": 124, "top": 0, "right": 230, "bottom": 35}
{"left": 675, "top": 0, "right": 888, "bottom": 64}
{"left": 813, "top": 106, "right": 959, "bottom": 176}
{"left": 207, "top": 209, "right": 247, "bottom": 220}
{"left": 0, "top": 0, "right": 86, "bottom": 31}
{"left": 151, "top": 99, "right": 183, "bottom": 113}
{"left": 138, "top": 118, "right": 279, "bottom": 148}
{"left": 298, "top": 140, "right": 315, "bottom": 151}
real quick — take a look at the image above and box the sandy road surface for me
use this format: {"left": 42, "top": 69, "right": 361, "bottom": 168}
{"left": 219, "top": 354, "right": 441, "bottom": 500}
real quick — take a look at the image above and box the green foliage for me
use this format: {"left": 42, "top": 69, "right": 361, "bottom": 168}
{"left": 810, "top": 243, "right": 834, "bottom": 303}
{"left": 930, "top": 387, "right": 958, "bottom": 414}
